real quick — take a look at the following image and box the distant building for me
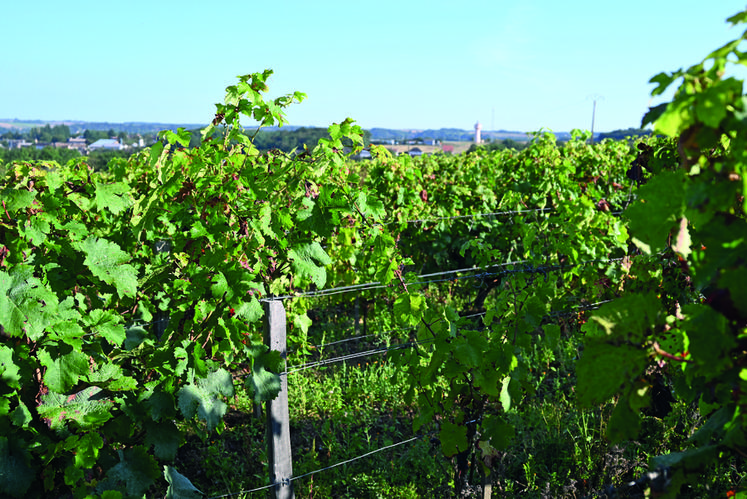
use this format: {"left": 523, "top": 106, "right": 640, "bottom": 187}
{"left": 67, "top": 137, "right": 88, "bottom": 153}
{"left": 7, "top": 139, "right": 32, "bottom": 149}
{"left": 89, "top": 138, "right": 124, "bottom": 151}
{"left": 474, "top": 122, "right": 482, "bottom": 144}
{"left": 407, "top": 147, "right": 423, "bottom": 157}
{"left": 441, "top": 145, "right": 454, "bottom": 154}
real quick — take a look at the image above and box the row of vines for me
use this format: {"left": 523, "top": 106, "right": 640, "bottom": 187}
{"left": 2, "top": 9, "right": 747, "bottom": 498}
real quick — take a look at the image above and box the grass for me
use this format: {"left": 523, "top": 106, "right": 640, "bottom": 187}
{"left": 167, "top": 310, "right": 747, "bottom": 499}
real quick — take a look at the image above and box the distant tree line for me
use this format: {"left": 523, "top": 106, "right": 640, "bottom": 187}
{"left": 193, "top": 126, "right": 372, "bottom": 153}
{"left": 0, "top": 145, "right": 132, "bottom": 171}
{"left": 251, "top": 127, "right": 371, "bottom": 152}
{"left": 0, "top": 145, "right": 81, "bottom": 164}
{"left": 1, "top": 125, "right": 137, "bottom": 145}
{"left": 467, "top": 138, "right": 528, "bottom": 153}
{"left": 596, "top": 128, "right": 651, "bottom": 141}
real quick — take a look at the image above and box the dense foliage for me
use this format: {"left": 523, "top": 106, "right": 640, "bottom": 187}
{"left": 2, "top": 9, "right": 747, "bottom": 498}
{"left": 0, "top": 70, "right": 401, "bottom": 498}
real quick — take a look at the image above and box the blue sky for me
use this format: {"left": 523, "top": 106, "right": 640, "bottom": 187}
{"left": 3, "top": 1, "right": 747, "bottom": 132}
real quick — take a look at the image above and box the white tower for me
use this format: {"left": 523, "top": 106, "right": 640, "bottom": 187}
{"left": 474, "top": 122, "right": 482, "bottom": 144}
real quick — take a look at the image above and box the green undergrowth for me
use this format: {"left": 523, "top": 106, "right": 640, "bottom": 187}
{"left": 167, "top": 314, "right": 745, "bottom": 498}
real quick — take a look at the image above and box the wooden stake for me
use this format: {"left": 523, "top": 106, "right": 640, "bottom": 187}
{"left": 263, "top": 300, "right": 294, "bottom": 499}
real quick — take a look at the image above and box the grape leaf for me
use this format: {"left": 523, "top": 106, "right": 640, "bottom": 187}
{"left": 177, "top": 368, "right": 234, "bottom": 431}
{"left": 74, "top": 432, "right": 104, "bottom": 469}
{"left": 94, "top": 180, "right": 132, "bottom": 215}
{"left": 0, "top": 266, "right": 59, "bottom": 340}
{"left": 38, "top": 349, "right": 90, "bottom": 394}
{"left": 576, "top": 341, "right": 648, "bottom": 407}
{"left": 77, "top": 236, "right": 138, "bottom": 298}
{"left": 439, "top": 421, "right": 468, "bottom": 457}
{"left": 145, "top": 420, "right": 181, "bottom": 461}
{"left": 288, "top": 242, "right": 332, "bottom": 288}
{"left": 86, "top": 308, "right": 126, "bottom": 346}
{"left": 0, "top": 436, "right": 35, "bottom": 498}
{"left": 0, "top": 345, "right": 21, "bottom": 390}
{"left": 247, "top": 350, "right": 282, "bottom": 403}
{"left": 164, "top": 466, "right": 203, "bottom": 499}
{"left": 625, "top": 170, "right": 686, "bottom": 254}
{"left": 98, "top": 447, "right": 160, "bottom": 498}
{"left": 481, "top": 414, "right": 514, "bottom": 451}
{"left": 38, "top": 386, "right": 114, "bottom": 430}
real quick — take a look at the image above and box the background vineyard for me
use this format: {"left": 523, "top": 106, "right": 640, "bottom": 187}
{"left": 2, "top": 10, "right": 747, "bottom": 499}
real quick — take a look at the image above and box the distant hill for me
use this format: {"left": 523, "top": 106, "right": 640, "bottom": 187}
{"left": 596, "top": 128, "right": 651, "bottom": 141}
{"left": 2, "top": 119, "right": 598, "bottom": 144}
{"left": 368, "top": 127, "right": 535, "bottom": 142}
{"left": 0, "top": 119, "right": 205, "bottom": 135}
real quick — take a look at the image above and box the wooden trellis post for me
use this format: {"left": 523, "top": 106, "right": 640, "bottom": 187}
{"left": 263, "top": 300, "right": 294, "bottom": 499}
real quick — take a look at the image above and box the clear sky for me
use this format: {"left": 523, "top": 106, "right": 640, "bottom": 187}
{"left": 3, "top": 1, "right": 747, "bottom": 133}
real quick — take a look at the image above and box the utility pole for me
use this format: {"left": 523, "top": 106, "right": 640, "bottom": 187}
{"left": 587, "top": 94, "right": 604, "bottom": 143}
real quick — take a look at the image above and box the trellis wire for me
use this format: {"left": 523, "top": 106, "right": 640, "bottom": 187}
{"left": 262, "top": 254, "right": 620, "bottom": 301}
{"left": 284, "top": 298, "right": 616, "bottom": 375}
{"left": 207, "top": 415, "right": 485, "bottom": 498}
{"left": 389, "top": 207, "right": 554, "bottom": 225}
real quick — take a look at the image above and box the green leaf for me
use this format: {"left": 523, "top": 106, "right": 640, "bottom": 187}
{"left": 78, "top": 236, "right": 138, "bottom": 297}
{"left": 21, "top": 215, "right": 51, "bottom": 245}
{"left": 648, "top": 71, "right": 678, "bottom": 97}
{"left": 177, "top": 368, "right": 234, "bottom": 431}
{"left": 177, "top": 384, "right": 227, "bottom": 431}
{"left": 164, "top": 466, "right": 204, "bottom": 499}
{"left": 161, "top": 128, "right": 192, "bottom": 147}
{"left": 499, "top": 377, "right": 512, "bottom": 411}
{"left": 682, "top": 304, "right": 735, "bottom": 377}
{"left": 718, "top": 269, "right": 747, "bottom": 315}
{"left": 74, "top": 432, "right": 104, "bottom": 469}
{"left": 146, "top": 420, "right": 182, "bottom": 461}
{"left": 142, "top": 390, "right": 176, "bottom": 421}
{"left": 544, "top": 324, "right": 560, "bottom": 350}
{"left": 98, "top": 447, "right": 160, "bottom": 498}
{"left": 0, "top": 436, "right": 35, "bottom": 498}
{"left": 38, "top": 349, "right": 90, "bottom": 393}
{"left": 86, "top": 308, "right": 126, "bottom": 346}
{"left": 210, "top": 271, "right": 229, "bottom": 299}
{"left": 625, "top": 170, "right": 687, "bottom": 254}
{"left": 9, "top": 401, "right": 32, "bottom": 428}
{"left": 576, "top": 341, "right": 648, "bottom": 407}
{"left": 293, "top": 313, "right": 312, "bottom": 335}
{"left": 0, "top": 266, "right": 59, "bottom": 340}
{"left": 454, "top": 341, "right": 481, "bottom": 368}
{"left": 393, "top": 293, "right": 424, "bottom": 327}
{"left": 0, "top": 345, "right": 21, "bottom": 390}
{"left": 38, "top": 386, "right": 114, "bottom": 430}
{"left": 607, "top": 396, "right": 642, "bottom": 443}
{"left": 288, "top": 242, "right": 332, "bottom": 288}
{"left": 247, "top": 350, "right": 282, "bottom": 403}
{"left": 472, "top": 366, "right": 502, "bottom": 397}
{"left": 654, "top": 95, "right": 695, "bottom": 137}
{"left": 234, "top": 296, "right": 263, "bottom": 322}
{"left": 695, "top": 78, "right": 742, "bottom": 128}
{"left": 481, "top": 414, "right": 514, "bottom": 450}
{"left": 652, "top": 445, "right": 719, "bottom": 472}
{"left": 355, "top": 191, "right": 386, "bottom": 221}
{"left": 439, "top": 421, "right": 468, "bottom": 457}
{"left": 585, "top": 293, "right": 661, "bottom": 343}
{"left": 94, "top": 180, "right": 132, "bottom": 215}
{"left": 690, "top": 406, "right": 733, "bottom": 446}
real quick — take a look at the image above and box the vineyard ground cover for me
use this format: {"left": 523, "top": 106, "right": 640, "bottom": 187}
{"left": 164, "top": 306, "right": 742, "bottom": 498}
